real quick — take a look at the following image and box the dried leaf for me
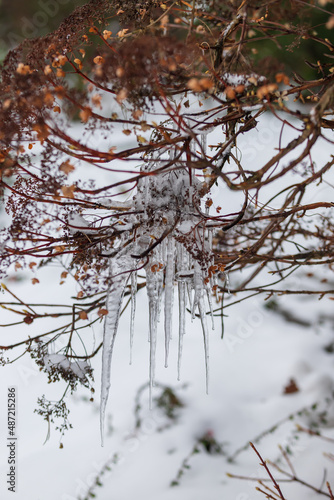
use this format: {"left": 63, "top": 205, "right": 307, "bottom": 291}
{"left": 132, "top": 109, "right": 143, "bottom": 120}
{"left": 116, "top": 88, "right": 128, "bottom": 104}
{"left": 117, "top": 29, "right": 129, "bottom": 38}
{"left": 199, "top": 78, "right": 213, "bottom": 90}
{"left": 93, "top": 56, "right": 105, "bottom": 65}
{"left": 257, "top": 84, "right": 278, "bottom": 99}
{"left": 196, "top": 25, "right": 206, "bottom": 34}
{"left": 326, "top": 16, "right": 334, "bottom": 29}
{"left": 79, "top": 107, "right": 92, "bottom": 123}
{"left": 40, "top": 218, "right": 51, "bottom": 226}
{"left": 33, "top": 123, "right": 50, "bottom": 142}
{"left": 74, "top": 58, "right": 83, "bottom": 70}
{"left": 58, "top": 55, "right": 67, "bottom": 66}
{"left": 140, "top": 122, "right": 150, "bottom": 132}
{"left": 79, "top": 310, "right": 88, "bottom": 320}
{"left": 235, "top": 84, "right": 245, "bottom": 93}
{"left": 56, "top": 68, "right": 66, "bottom": 78}
{"left": 187, "top": 78, "right": 202, "bottom": 92}
{"left": 91, "top": 94, "right": 102, "bottom": 109}
{"left": 275, "top": 73, "right": 290, "bottom": 85}
{"left": 54, "top": 245, "right": 65, "bottom": 253}
{"left": 188, "top": 78, "right": 213, "bottom": 92}
{"left": 16, "top": 63, "right": 31, "bottom": 75}
{"left": 98, "top": 308, "right": 108, "bottom": 317}
{"left": 248, "top": 76, "right": 258, "bottom": 85}
{"left": 103, "top": 30, "right": 112, "bottom": 39}
{"left": 283, "top": 378, "right": 299, "bottom": 394}
{"left": 116, "top": 67, "right": 125, "bottom": 78}
{"left": 225, "top": 86, "right": 236, "bottom": 99}
{"left": 61, "top": 185, "right": 76, "bottom": 198}
{"left": 44, "top": 65, "right": 52, "bottom": 75}
{"left": 59, "top": 160, "right": 75, "bottom": 175}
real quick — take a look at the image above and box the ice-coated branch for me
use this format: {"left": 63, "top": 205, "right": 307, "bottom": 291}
{"left": 100, "top": 131, "right": 216, "bottom": 441}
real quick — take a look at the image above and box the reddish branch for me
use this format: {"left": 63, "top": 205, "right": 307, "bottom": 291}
{"left": 1, "top": 0, "right": 334, "bottom": 365}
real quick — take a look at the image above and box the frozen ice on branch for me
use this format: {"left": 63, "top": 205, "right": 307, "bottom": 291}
{"left": 100, "top": 131, "right": 220, "bottom": 443}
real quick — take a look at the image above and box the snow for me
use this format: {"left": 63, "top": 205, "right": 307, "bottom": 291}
{"left": 223, "top": 72, "right": 266, "bottom": 88}
{"left": 67, "top": 213, "right": 98, "bottom": 236}
{"left": 43, "top": 354, "right": 90, "bottom": 382}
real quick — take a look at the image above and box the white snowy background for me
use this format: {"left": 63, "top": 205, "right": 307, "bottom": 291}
{"left": 0, "top": 103, "right": 333, "bottom": 500}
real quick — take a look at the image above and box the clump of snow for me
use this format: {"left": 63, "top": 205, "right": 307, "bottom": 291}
{"left": 223, "top": 72, "right": 266, "bottom": 88}
{"left": 43, "top": 354, "right": 90, "bottom": 382}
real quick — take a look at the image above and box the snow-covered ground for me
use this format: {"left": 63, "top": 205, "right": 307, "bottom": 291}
{"left": 0, "top": 107, "right": 333, "bottom": 500}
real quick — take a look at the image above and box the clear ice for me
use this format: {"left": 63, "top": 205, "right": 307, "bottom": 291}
{"left": 100, "top": 130, "right": 217, "bottom": 442}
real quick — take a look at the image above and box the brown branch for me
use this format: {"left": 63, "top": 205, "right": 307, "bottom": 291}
{"left": 250, "top": 443, "right": 287, "bottom": 500}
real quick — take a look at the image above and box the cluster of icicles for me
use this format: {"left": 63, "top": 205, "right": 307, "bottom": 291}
{"left": 100, "top": 133, "right": 219, "bottom": 444}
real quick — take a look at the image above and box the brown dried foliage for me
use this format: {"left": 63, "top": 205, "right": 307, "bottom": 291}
{"left": 0, "top": 0, "right": 334, "bottom": 371}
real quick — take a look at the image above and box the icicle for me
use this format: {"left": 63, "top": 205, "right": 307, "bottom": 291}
{"left": 208, "top": 228, "right": 213, "bottom": 253}
{"left": 205, "top": 283, "right": 215, "bottom": 330}
{"left": 97, "top": 119, "right": 219, "bottom": 431}
{"left": 191, "top": 287, "right": 198, "bottom": 320}
{"left": 211, "top": 263, "right": 219, "bottom": 300}
{"left": 100, "top": 258, "right": 130, "bottom": 446}
{"left": 207, "top": 229, "right": 218, "bottom": 297}
{"left": 191, "top": 262, "right": 201, "bottom": 321}
{"left": 164, "top": 237, "right": 174, "bottom": 368}
{"left": 225, "top": 271, "right": 231, "bottom": 295}
{"left": 187, "top": 281, "right": 194, "bottom": 318}
{"left": 176, "top": 243, "right": 187, "bottom": 380}
{"left": 129, "top": 271, "right": 137, "bottom": 365}
{"left": 156, "top": 243, "right": 164, "bottom": 323}
{"left": 198, "top": 293, "right": 210, "bottom": 394}
{"left": 177, "top": 280, "right": 186, "bottom": 381}
{"left": 200, "top": 132, "right": 207, "bottom": 157}
{"left": 221, "top": 292, "right": 225, "bottom": 339}
{"left": 146, "top": 254, "right": 163, "bottom": 407}
{"left": 187, "top": 253, "right": 194, "bottom": 314}
{"left": 194, "top": 262, "right": 209, "bottom": 394}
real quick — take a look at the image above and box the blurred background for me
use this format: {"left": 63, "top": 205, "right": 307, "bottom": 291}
{"left": 0, "top": 0, "right": 88, "bottom": 60}
{"left": 0, "top": 0, "right": 332, "bottom": 80}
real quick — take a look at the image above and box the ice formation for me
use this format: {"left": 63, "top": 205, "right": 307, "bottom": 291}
{"left": 100, "top": 131, "right": 219, "bottom": 444}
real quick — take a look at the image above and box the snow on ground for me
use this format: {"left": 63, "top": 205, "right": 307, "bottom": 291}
{"left": 0, "top": 107, "right": 333, "bottom": 500}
